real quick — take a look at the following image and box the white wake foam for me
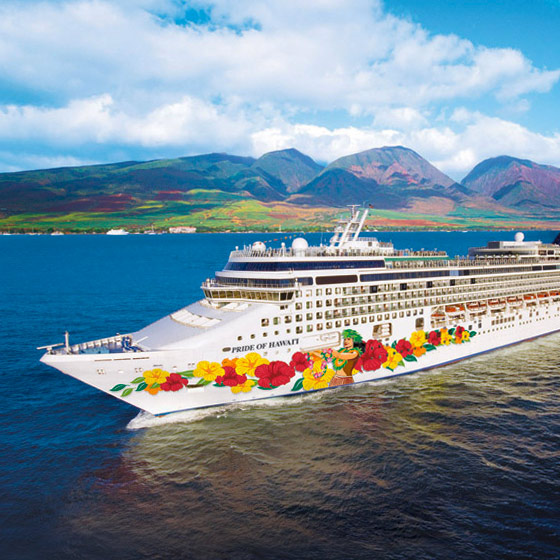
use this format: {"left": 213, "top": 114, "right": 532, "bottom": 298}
{"left": 126, "top": 390, "right": 328, "bottom": 430}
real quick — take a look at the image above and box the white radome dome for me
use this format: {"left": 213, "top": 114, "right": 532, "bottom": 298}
{"left": 514, "top": 232, "right": 525, "bottom": 242}
{"left": 292, "top": 237, "right": 309, "bottom": 256}
{"left": 252, "top": 241, "right": 266, "bottom": 252}
{"left": 292, "top": 237, "right": 309, "bottom": 251}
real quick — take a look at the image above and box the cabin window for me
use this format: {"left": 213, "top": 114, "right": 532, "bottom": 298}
{"left": 261, "top": 319, "right": 269, "bottom": 327}
{"left": 237, "top": 336, "right": 242, "bottom": 341}
{"left": 344, "top": 319, "right": 351, "bottom": 326}
{"left": 273, "top": 318, "right": 279, "bottom": 325}
{"left": 284, "top": 316, "right": 292, "bottom": 323}
{"left": 306, "top": 301, "right": 312, "bottom": 309}
{"left": 326, "top": 288, "right": 332, "bottom": 295}
{"left": 373, "top": 322, "right": 392, "bottom": 338}
{"left": 296, "top": 326, "right": 303, "bottom": 334}
{"left": 335, "top": 320, "right": 342, "bottom": 328}
{"left": 295, "top": 303, "right": 302, "bottom": 310}
{"left": 415, "top": 318, "right": 424, "bottom": 330}
{"left": 326, "top": 321, "right": 332, "bottom": 329}
{"left": 316, "top": 289, "right": 322, "bottom": 296}
{"left": 307, "top": 325, "right": 313, "bottom": 332}
{"left": 296, "top": 314, "right": 302, "bottom": 322}
{"left": 251, "top": 334, "right": 255, "bottom": 339}
{"left": 306, "top": 313, "right": 313, "bottom": 321}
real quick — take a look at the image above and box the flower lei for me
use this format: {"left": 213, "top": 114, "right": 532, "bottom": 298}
{"left": 332, "top": 345, "right": 362, "bottom": 371}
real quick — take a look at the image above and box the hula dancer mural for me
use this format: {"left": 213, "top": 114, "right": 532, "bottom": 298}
{"left": 311, "top": 329, "right": 364, "bottom": 387}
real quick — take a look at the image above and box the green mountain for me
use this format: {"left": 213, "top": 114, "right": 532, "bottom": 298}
{"left": 295, "top": 146, "right": 468, "bottom": 209}
{"left": 462, "top": 156, "right": 560, "bottom": 210}
{"left": 251, "top": 148, "right": 324, "bottom": 193}
{"left": 1, "top": 146, "right": 560, "bottom": 232}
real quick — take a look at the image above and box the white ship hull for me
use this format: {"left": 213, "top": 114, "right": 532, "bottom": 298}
{"left": 41, "top": 301, "right": 560, "bottom": 416}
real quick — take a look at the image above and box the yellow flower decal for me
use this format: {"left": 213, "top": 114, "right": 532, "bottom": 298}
{"left": 193, "top": 360, "right": 224, "bottom": 382}
{"left": 410, "top": 330, "right": 426, "bottom": 348}
{"left": 461, "top": 331, "right": 470, "bottom": 342}
{"left": 235, "top": 352, "right": 269, "bottom": 377}
{"left": 231, "top": 379, "right": 256, "bottom": 394}
{"left": 302, "top": 360, "right": 335, "bottom": 390}
{"left": 440, "top": 329, "right": 452, "bottom": 345}
{"left": 143, "top": 368, "right": 169, "bottom": 386}
{"left": 383, "top": 346, "right": 403, "bottom": 370}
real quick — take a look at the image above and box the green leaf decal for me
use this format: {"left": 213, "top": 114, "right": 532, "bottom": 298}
{"left": 385, "top": 366, "right": 394, "bottom": 372}
{"left": 404, "top": 354, "right": 417, "bottom": 362}
{"left": 150, "top": 382, "right": 160, "bottom": 389}
{"left": 291, "top": 378, "right": 304, "bottom": 392}
{"left": 136, "top": 382, "right": 148, "bottom": 391}
{"left": 122, "top": 388, "right": 133, "bottom": 397}
{"left": 177, "top": 370, "right": 195, "bottom": 378}
{"left": 424, "top": 344, "right": 436, "bottom": 351}
{"left": 213, "top": 383, "right": 223, "bottom": 387}
{"left": 131, "top": 377, "right": 145, "bottom": 384}
{"left": 110, "top": 384, "right": 127, "bottom": 392}
{"left": 449, "top": 328, "right": 456, "bottom": 336}
{"left": 398, "top": 360, "right": 405, "bottom": 367}
{"left": 470, "top": 331, "right": 477, "bottom": 337}
{"left": 258, "top": 386, "right": 275, "bottom": 390}
{"left": 193, "top": 379, "right": 212, "bottom": 387}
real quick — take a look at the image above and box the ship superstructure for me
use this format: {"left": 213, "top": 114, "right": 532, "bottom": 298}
{"left": 40, "top": 209, "right": 560, "bottom": 415}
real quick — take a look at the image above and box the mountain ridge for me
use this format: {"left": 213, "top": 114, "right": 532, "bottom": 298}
{"left": 1, "top": 147, "right": 560, "bottom": 230}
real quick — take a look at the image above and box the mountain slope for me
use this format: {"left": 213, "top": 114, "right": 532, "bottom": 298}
{"left": 251, "top": 148, "right": 324, "bottom": 193}
{"left": 296, "top": 146, "right": 467, "bottom": 208}
{"left": 462, "top": 156, "right": 560, "bottom": 210}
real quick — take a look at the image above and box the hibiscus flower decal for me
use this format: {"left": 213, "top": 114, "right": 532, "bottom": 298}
{"left": 290, "top": 351, "right": 312, "bottom": 372}
{"left": 254, "top": 361, "right": 296, "bottom": 388}
{"left": 160, "top": 373, "right": 189, "bottom": 392}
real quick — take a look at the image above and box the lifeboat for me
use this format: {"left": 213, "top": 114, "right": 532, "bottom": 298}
{"left": 488, "top": 299, "right": 506, "bottom": 311}
{"left": 431, "top": 311, "right": 446, "bottom": 322}
{"left": 524, "top": 294, "right": 537, "bottom": 305}
{"left": 466, "top": 301, "right": 487, "bottom": 314}
{"left": 445, "top": 304, "right": 465, "bottom": 316}
{"left": 550, "top": 291, "right": 560, "bottom": 301}
{"left": 506, "top": 296, "right": 522, "bottom": 308}
{"left": 537, "top": 292, "right": 549, "bottom": 300}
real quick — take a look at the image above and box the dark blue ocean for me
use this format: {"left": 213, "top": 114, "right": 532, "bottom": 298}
{"left": 2, "top": 231, "right": 560, "bottom": 560}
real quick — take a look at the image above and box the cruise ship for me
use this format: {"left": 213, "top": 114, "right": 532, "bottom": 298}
{"left": 39, "top": 208, "right": 560, "bottom": 416}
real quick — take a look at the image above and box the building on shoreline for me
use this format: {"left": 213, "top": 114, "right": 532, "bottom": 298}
{"left": 169, "top": 226, "right": 197, "bottom": 233}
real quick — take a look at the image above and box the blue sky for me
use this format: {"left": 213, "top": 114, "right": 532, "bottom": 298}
{"left": 0, "top": 0, "right": 559, "bottom": 180}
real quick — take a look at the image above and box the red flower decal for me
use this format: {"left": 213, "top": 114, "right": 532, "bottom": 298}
{"left": 215, "top": 366, "right": 247, "bottom": 387}
{"left": 160, "top": 373, "right": 189, "bottom": 392}
{"left": 355, "top": 339, "right": 387, "bottom": 372}
{"left": 395, "top": 339, "right": 413, "bottom": 357}
{"left": 254, "top": 361, "right": 295, "bottom": 388}
{"left": 427, "top": 331, "right": 441, "bottom": 345}
{"left": 290, "top": 352, "right": 311, "bottom": 372}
